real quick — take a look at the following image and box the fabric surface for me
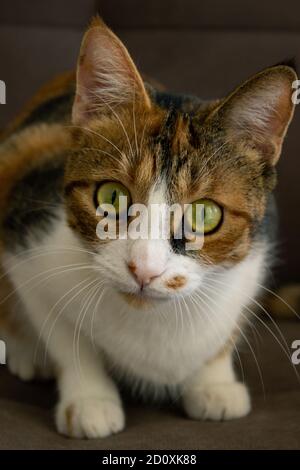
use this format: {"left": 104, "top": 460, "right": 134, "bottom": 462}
{"left": 0, "top": 319, "right": 299, "bottom": 450}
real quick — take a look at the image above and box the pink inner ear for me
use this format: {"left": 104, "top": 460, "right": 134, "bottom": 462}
{"left": 221, "top": 69, "right": 296, "bottom": 165}
{"left": 228, "top": 77, "right": 294, "bottom": 143}
{"left": 72, "top": 25, "right": 150, "bottom": 124}
{"left": 266, "top": 85, "right": 292, "bottom": 138}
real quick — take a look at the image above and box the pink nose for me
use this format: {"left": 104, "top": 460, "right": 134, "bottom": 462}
{"left": 127, "top": 262, "right": 164, "bottom": 288}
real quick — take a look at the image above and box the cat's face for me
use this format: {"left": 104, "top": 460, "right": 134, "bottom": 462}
{"left": 64, "top": 17, "right": 296, "bottom": 305}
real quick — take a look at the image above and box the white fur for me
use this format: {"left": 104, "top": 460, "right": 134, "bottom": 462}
{"left": 2, "top": 182, "right": 266, "bottom": 438}
{"left": 182, "top": 350, "right": 251, "bottom": 420}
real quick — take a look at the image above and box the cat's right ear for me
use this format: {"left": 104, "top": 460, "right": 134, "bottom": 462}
{"left": 208, "top": 65, "right": 297, "bottom": 165}
{"left": 72, "top": 16, "right": 151, "bottom": 125}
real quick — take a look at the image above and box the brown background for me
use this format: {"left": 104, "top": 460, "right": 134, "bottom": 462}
{"left": 0, "top": 0, "right": 300, "bottom": 285}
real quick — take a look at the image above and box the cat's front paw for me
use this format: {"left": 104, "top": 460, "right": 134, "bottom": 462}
{"left": 183, "top": 382, "right": 251, "bottom": 421}
{"left": 56, "top": 397, "right": 125, "bottom": 439}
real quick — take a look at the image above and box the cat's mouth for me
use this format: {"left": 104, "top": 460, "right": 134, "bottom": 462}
{"left": 118, "top": 288, "right": 171, "bottom": 308}
{"left": 120, "top": 291, "right": 153, "bottom": 308}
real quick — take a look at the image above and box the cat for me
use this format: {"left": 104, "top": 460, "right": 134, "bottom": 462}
{"left": 0, "top": 16, "right": 296, "bottom": 439}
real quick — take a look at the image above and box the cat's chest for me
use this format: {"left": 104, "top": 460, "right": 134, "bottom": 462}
{"left": 91, "top": 250, "right": 265, "bottom": 386}
{"left": 91, "top": 290, "right": 243, "bottom": 385}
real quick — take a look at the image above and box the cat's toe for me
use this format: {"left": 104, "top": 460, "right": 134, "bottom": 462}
{"left": 183, "top": 382, "right": 251, "bottom": 421}
{"left": 56, "top": 397, "right": 125, "bottom": 439}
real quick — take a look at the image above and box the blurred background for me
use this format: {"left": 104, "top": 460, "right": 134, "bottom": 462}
{"left": 0, "top": 0, "right": 299, "bottom": 285}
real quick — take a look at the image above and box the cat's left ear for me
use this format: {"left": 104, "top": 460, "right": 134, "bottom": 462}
{"left": 212, "top": 65, "right": 297, "bottom": 165}
{"left": 72, "top": 16, "right": 151, "bottom": 124}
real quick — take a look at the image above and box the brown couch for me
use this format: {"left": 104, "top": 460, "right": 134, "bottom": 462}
{"left": 0, "top": 0, "right": 299, "bottom": 449}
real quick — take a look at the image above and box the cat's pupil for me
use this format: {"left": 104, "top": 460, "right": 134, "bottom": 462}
{"left": 111, "top": 190, "right": 117, "bottom": 205}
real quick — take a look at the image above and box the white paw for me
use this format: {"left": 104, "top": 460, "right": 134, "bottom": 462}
{"left": 183, "top": 382, "right": 251, "bottom": 421}
{"left": 56, "top": 397, "right": 125, "bottom": 439}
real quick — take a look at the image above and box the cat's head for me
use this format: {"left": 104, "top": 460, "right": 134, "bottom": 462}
{"left": 64, "top": 17, "right": 297, "bottom": 305}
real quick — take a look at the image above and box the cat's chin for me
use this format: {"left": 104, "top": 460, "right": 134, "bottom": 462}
{"left": 118, "top": 290, "right": 171, "bottom": 309}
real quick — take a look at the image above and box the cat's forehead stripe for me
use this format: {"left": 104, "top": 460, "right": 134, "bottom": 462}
{"left": 148, "top": 181, "right": 167, "bottom": 205}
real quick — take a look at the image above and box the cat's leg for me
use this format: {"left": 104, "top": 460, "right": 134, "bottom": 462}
{"left": 53, "top": 318, "right": 125, "bottom": 439}
{"left": 182, "top": 347, "right": 250, "bottom": 421}
{"left": 16, "top": 291, "right": 124, "bottom": 439}
{"left": 2, "top": 245, "right": 125, "bottom": 439}
{"left": 0, "top": 276, "right": 54, "bottom": 381}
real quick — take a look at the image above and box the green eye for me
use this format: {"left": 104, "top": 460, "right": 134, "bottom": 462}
{"left": 96, "top": 182, "right": 131, "bottom": 215}
{"left": 187, "top": 198, "right": 222, "bottom": 234}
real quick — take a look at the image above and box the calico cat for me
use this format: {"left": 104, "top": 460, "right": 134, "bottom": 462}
{"left": 0, "top": 16, "right": 297, "bottom": 439}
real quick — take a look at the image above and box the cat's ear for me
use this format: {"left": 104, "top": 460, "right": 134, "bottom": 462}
{"left": 212, "top": 65, "right": 297, "bottom": 165}
{"left": 72, "top": 16, "right": 151, "bottom": 124}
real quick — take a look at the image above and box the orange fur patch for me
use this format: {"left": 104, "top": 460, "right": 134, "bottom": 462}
{"left": 127, "top": 262, "right": 137, "bottom": 274}
{"left": 165, "top": 275, "right": 187, "bottom": 290}
{"left": 120, "top": 292, "right": 152, "bottom": 309}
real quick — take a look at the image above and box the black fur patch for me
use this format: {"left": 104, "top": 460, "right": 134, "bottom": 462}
{"left": 3, "top": 157, "right": 64, "bottom": 249}
{"left": 19, "top": 92, "right": 74, "bottom": 130}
